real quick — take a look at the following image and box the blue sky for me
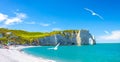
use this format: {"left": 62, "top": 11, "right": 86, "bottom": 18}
{"left": 0, "top": 0, "right": 120, "bottom": 43}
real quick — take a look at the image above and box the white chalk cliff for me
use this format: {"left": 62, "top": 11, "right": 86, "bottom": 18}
{"left": 39, "top": 30, "right": 96, "bottom": 46}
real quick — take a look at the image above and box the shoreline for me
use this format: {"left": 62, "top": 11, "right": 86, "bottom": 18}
{"left": 0, "top": 45, "right": 55, "bottom": 62}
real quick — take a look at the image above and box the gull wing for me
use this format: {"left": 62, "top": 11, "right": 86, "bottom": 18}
{"left": 48, "top": 43, "right": 60, "bottom": 50}
{"left": 48, "top": 48, "right": 54, "bottom": 49}
{"left": 54, "top": 43, "right": 60, "bottom": 49}
{"left": 84, "top": 8, "right": 95, "bottom": 14}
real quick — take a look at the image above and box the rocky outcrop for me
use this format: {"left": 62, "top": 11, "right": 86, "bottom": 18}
{"left": 39, "top": 30, "right": 96, "bottom": 46}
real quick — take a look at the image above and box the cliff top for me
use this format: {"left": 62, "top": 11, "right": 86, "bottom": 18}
{"left": 0, "top": 28, "right": 89, "bottom": 44}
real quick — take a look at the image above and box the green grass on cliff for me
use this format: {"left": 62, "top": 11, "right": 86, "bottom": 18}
{"left": 0, "top": 28, "right": 87, "bottom": 45}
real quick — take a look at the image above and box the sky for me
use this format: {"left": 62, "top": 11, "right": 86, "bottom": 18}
{"left": 0, "top": 0, "right": 120, "bottom": 43}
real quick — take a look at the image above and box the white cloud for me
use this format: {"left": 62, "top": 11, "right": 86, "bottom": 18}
{"left": 0, "top": 13, "right": 8, "bottom": 22}
{"left": 0, "top": 12, "right": 26, "bottom": 26}
{"left": 98, "top": 30, "right": 120, "bottom": 41}
{"left": 40, "top": 23, "right": 50, "bottom": 27}
{"left": 4, "top": 13, "right": 26, "bottom": 25}
{"left": 84, "top": 8, "right": 104, "bottom": 20}
{"left": 25, "top": 21, "right": 36, "bottom": 24}
{"left": 52, "top": 28, "right": 61, "bottom": 31}
{"left": 39, "top": 22, "right": 56, "bottom": 27}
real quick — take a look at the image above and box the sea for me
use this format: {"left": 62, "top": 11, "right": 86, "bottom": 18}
{"left": 23, "top": 43, "right": 120, "bottom": 62}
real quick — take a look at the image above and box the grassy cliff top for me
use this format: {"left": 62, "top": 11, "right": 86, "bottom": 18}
{"left": 0, "top": 28, "right": 88, "bottom": 42}
{"left": 0, "top": 28, "right": 89, "bottom": 45}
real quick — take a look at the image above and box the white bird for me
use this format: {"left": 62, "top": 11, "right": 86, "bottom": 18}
{"left": 48, "top": 43, "right": 60, "bottom": 50}
{"left": 84, "top": 8, "right": 104, "bottom": 20}
{"left": 104, "top": 30, "right": 110, "bottom": 34}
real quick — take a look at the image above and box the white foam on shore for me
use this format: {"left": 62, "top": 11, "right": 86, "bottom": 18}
{"left": 0, "top": 46, "right": 56, "bottom": 62}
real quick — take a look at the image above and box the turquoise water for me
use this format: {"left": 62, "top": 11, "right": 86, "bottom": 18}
{"left": 23, "top": 43, "right": 120, "bottom": 62}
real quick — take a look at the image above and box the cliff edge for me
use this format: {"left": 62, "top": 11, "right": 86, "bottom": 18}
{"left": 0, "top": 28, "right": 96, "bottom": 46}
{"left": 39, "top": 30, "right": 96, "bottom": 46}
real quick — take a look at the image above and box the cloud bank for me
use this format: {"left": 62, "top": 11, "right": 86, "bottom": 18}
{"left": 98, "top": 30, "right": 120, "bottom": 41}
{"left": 25, "top": 21, "right": 36, "bottom": 24}
{"left": 40, "top": 23, "right": 50, "bottom": 27}
{"left": 0, "top": 12, "right": 26, "bottom": 26}
{"left": 0, "top": 13, "right": 8, "bottom": 22}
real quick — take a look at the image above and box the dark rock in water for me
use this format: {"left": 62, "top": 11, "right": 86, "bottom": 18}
{"left": 39, "top": 30, "right": 96, "bottom": 46}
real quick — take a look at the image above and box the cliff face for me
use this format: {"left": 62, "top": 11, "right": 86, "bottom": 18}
{"left": 39, "top": 30, "right": 96, "bottom": 46}
{"left": 0, "top": 28, "right": 95, "bottom": 46}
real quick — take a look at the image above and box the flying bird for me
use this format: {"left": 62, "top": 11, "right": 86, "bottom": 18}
{"left": 104, "top": 31, "right": 110, "bottom": 34}
{"left": 48, "top": 43, "right": 60, "bottom": 50}
{"left": 84, "top": 8, "right": 104, "bottom": 20}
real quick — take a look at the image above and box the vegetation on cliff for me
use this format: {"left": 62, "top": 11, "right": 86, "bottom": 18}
{"left": 0, "top": 28, "right": 87, "bottom": 45}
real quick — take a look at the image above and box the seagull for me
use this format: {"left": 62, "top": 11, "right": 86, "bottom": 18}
{"left": 48, "top": 43, "right": 60, "bottom": 50}
{"left": 104, "top": 30, "right": 110, "bottom": 34}
{"left": 84, "top": 8, "right": 104, "bottom": 20}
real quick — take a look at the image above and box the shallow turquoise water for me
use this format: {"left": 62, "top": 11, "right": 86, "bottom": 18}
{"left": 23, "top": 43, "right": 120, "bottom": 62}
